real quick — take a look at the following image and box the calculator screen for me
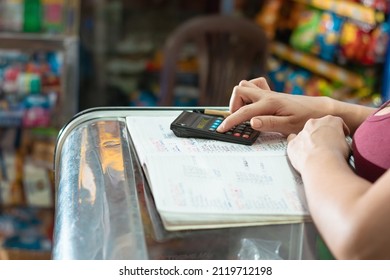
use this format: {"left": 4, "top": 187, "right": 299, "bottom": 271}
{"left": 195, "top": 117, "right": 211, "bottom": 129}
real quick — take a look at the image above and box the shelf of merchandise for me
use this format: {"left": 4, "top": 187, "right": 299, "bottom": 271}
{"left": 293, "top": 0, "right": 385, "bottom": 25}
{"left": 270, "top": 42, "right": 365, "bottom": 89}
{"left": 261, "top": 0, "right": 389, "bottom": 104}
{"left": 0, "top": 1, "right": 80, "bottom": 259}
{"left": 0, "top": 33, "right": 79, "bottom": 127}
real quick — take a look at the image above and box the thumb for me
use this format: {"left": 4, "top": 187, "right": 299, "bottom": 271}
{"left": 250, "top": 116, "right": 293, "bottom": 135}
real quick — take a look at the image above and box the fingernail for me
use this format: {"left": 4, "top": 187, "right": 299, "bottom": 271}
{"left": 217, "top": 122, "right": 225, "bottom": 132}
{"left": 251, "top": 118, "right": 262, "bottom": 129}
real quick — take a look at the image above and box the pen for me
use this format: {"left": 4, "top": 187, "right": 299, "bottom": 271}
{"left": 193, "top": 109, "right": 231, "bottom": 118}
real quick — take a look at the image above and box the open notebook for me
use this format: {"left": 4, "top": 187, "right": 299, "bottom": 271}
{"left": 126, "top": 112, "right": 310, "bottom": 231}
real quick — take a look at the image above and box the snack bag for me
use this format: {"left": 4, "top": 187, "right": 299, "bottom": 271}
{"left": 284, "top": 69, "right": 311, "bottom": 95}
{"left": 362, "top": 22, "right": 390, "bottom": 65}
{"left": 290, "top": 8, "right": 322, "bottom": 52}
{"left": 267, "top": 57, "right": 290, "bottom": 92}
{"left": 338, "top": 21, "right": 370, "bottom": 64}
{"left": 305, "top": 76, "right": 334, "bottom": 97}
{"left": 313, "top": 12, "right": 344, "bottom": 61}
{"left": 255, "top": 0, "right": 283, "bottom": 39}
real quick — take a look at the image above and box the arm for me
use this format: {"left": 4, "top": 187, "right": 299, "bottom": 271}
{"left": 329, "top": 98, "right": 376, "bottom": 133}
{"left": 217, "top": 77, "right": 376, "bottom": 135}
{"left": 287, "top": 116, "right": 390, "bottom": 259}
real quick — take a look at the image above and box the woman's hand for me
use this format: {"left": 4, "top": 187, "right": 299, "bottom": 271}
{"left": 286, "top": 115, "right": 351, "bottom": 174}
{"left": 217, "top": 77, "right": 337, "bottom": 136}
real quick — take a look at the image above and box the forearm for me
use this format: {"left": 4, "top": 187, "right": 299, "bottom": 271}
{"left": 300, "top": 151, "right": 372, "bottom": 258}
{"left": 326, "top": 98, "right": 376, "bottom": 133}
{"left": 287, "top": 114, "right": 390, "bottom": 259}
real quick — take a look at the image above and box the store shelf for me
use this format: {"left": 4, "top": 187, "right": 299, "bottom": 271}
{"left": 0, "top": 34, "right": 79, "bottom": 129}
{"left": 0, "top": 1, "right": 80, "bottom": 259}
{"left": 271, "top": 42, "right": 365, "bottom": 89}
{"left": 0, "top": 33, "right": 78, "bottom": 52}
{"left": 293, "top": 0, "right": 385, "bottom": 25}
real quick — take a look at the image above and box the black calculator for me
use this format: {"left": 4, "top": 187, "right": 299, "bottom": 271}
{"left": 170, "top": 111, "right": 260, "bottom": 145}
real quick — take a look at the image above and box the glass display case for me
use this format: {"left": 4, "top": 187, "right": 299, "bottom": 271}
{"left": 52, "top": 107, "right": 324, "bottom": 260}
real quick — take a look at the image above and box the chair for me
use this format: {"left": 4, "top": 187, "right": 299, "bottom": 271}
{"left": 159, "top": 14, "right": 269, "bottom": 106}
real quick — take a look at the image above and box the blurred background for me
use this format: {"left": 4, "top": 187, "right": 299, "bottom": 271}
{"left": 1, "top": 0, "right": 390, "bottom": 259}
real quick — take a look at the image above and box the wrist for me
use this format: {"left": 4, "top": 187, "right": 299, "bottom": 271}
{"left": 301, "top": 148, "right": 348, "bottom": 176}
{"left": 328, "top": 98, "right": 375, "bottom": 133}
{"left": 321, "top": 96, "right": 338, "bottom": 116}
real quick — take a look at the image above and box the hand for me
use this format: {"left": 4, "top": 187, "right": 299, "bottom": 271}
{"left": 217, "top": 77, "right": 334, "bottom": 136}
{"left": 286, "top": 115, "right": 351, "bottom": 174}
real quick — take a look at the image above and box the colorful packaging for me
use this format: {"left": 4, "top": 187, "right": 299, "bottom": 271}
{"left": 360, "top": 0, "right": 389, "bottom": 12}
{"left": 267, "top": 57, "right": 289, "bottom": 92}
{"left": 290, "top": 8, "right": 322, "bottom": 52}
{"left": 284, "top": 69, "right": 311, "bottom": 95}
{"left": 42, "top": 0, "right": 64, "bottom": 33}
{"left": 23, "top": 0, "right": 42, "bottom": 32}
{"left": 305, "top": 76, "right": 334, "bottom": 97}
{"left": 338, "top": 20, "right": 371, "bottom": 64}
{"left": 362, "top": 22, "right": 390, "bottom": 65}
{"left": 0, "top": 0, "right": 24, "bottom": 32}
{"left": 313, "top": 12, "right": 344, "bottom": 61}
{"left": 22, "top": 94, "right": 51, "bottom": 127}
{"left": 255, "top": 0, "right": 283, "bottom": 39}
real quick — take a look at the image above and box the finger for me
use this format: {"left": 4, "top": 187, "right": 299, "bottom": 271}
{"left": 217, "top": 102, "right": 264, "bottom": 132}
{"left": 238, "top": 80, "right": 261, "bottom": 89}
{"left": 287, "top": 133, "right": 297, "bottom": 142}
{"left": 229, "top": 86, "right": 265, "bottom": 113}
{"left": 305, "top": 116, "right": 350, "bottom": 136}
{"left": 248, "top": 77, "right": 271, "bottom": 90}
{"left": 250, "top": 115, "right": 296, "bottom": 136}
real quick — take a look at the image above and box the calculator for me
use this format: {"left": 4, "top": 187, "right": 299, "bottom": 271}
{"left": 170, "top": 111, "right": 260, "bottom": 145}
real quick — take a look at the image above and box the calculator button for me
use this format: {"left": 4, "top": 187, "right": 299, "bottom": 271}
{"left": 233, "top": 132, "right": 241, "bottom": 137}
{"left": 242, "top": 134, "right": 250, "bottom": 139}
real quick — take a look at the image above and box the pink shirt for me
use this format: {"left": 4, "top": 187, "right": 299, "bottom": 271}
{"left": 352, "top": 101, "right": 390, "bottom": 182}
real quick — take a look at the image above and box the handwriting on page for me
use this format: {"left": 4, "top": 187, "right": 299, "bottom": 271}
{"left": 147, "top": 154, "right": 308, "bottom": 215}
{"left": 126, "top": 114, "right": 310, "bottom": 229}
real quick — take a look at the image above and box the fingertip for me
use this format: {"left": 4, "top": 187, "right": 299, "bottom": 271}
{"left": 250, "top": 118, "right": 262, "bottom": 129}
{"left": 216, "top": 122, "right": 225, "bottom": 132}
{"left": 238, "top": 80, "right": 248, "bottom": 86}
{"left": 287, "top": 133, "right": 296, "bottom": 142}
{"left": 249, "top": 77, "right": 271, "bottom": 90}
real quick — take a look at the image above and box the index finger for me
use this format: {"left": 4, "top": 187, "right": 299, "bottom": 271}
{"left": 248, "top": 77, "right": 271, "bottom": 90}
{"left": 218, "top": 100, "right": 270, "bottom": 132}
{"left": 229, "top": 85, "right": 265, "bottom": 113}
{"left": 217, "top": 104, "right": 257, "bottom": 132}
